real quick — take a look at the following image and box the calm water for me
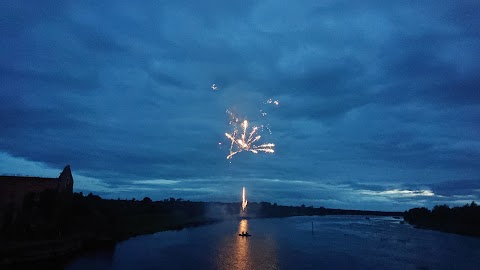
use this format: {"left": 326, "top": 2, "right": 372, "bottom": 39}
{"left": 65, "top": 216, "right": 480, "bottom": 270}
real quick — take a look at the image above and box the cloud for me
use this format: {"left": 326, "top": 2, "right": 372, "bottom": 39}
{"left": 429, "top": 180, "right": 480, "bottom": 197}
{"left": 1, "top": 1, "right": 479, "bottom": 210}
{"left": 360, "top": 189, "right": 435, "bottom": 198}
{"left": 133, "top": 179, "right": 180, "bottom": 185}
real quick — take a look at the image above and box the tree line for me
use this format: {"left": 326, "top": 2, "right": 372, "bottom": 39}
{"left": 404, "top": 201, "right": 480, "bottom": 237}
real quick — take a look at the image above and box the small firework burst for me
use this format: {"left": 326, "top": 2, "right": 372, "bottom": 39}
{"left": 266, "top": 98, "right": 279, "bottom": 105}
{"left": 224, "top": 111, "right": 275, "bottom": 160}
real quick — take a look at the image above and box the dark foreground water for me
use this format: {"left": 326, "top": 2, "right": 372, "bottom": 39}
{"left": 65, "top": 216, "right": 480, "bottom": 270}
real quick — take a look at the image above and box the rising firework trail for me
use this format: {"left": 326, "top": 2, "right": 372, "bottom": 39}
{"left": 242, "top": 187, "right": 248, "bottom": 211}
{"left": 224, "top": 111, "right": 275, "bottom": 160}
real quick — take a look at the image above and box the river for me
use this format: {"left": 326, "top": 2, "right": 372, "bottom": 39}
{"left": 65, "top": 215, "right": 480, "bottom": 269}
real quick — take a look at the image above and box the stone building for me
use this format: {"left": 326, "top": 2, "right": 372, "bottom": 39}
{"left": 0, "top": 165, "right": 73, "bottom": 229}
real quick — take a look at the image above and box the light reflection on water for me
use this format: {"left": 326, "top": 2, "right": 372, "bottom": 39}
{"left": 216, "top": 219, "right": 278, "bottom": 270}
{"left": 235, "top": 219, "right": 249, "bottom": 268}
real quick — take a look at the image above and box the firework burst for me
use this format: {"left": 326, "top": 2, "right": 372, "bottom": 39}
{"left": 225, "top": 111, "right": 275, "bottom": 160}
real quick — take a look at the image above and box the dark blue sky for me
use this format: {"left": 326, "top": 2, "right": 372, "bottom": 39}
{"left": 1, "top": 0, "right": 479, "bottom": 211}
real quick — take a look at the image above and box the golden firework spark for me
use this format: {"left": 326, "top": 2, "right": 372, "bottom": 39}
{"left": 242, "top": 187, "right": 248, "bottom": 211}
{"left": 225, "top": 112, "right": 275, "bottom": 160}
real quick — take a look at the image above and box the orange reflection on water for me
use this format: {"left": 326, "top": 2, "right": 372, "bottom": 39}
{"left": 236, "top": 219, "right": 249, "bottom": 268}
{"left": 216, "top": 219, "right": 278, "bottom": 270}
{"left": 238, "top": 219, "right": 248, "bottom": 235}
{"left": 226, "top": 219, "right": 251, "bottom": 270}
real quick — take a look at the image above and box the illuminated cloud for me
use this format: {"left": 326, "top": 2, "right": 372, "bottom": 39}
{"left": 361, "top": 189, "right": 435, "bottom": 198}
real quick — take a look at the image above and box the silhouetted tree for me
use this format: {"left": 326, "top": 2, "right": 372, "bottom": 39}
{"left": 432, "top": 204, "right": 450, "bottom": 220}
{"left": 86, "top": 192, "right": 101, "bottom": 201}
{"left": 405, "top": 202, "right": 480, "bottom": 237}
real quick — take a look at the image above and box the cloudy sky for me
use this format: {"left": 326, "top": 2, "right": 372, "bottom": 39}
{"left": 1, "top": 0, "right": 479, "bottom": 211}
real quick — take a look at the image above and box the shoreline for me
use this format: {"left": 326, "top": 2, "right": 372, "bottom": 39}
{"left": 0, "top": 214, "right": 404, "bottom": 269}
{"left": 5, "top": 215, "right": 476, "bottom": 269}
{"left": 0, "top": 218, "right": 221, "bottom": 269}
{"left": 403, "top": 203, "right": 480, "bottom": 238}
{"left": 1, "top": 213, "right": 404, "bottom": 268}
{"left": 0, "top": 192, "right": 407, "bottom": 268}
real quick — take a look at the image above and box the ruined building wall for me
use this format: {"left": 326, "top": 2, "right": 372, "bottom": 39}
{"left": 0, "top": 165, "right": 74, "bottom": 228}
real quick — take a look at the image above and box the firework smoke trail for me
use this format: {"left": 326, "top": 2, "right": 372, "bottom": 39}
{"left": 242, "top": 187, "right": 248, "bottom": 211}
{"left": 224, "top": 113, "right": 275, "bottom": 160}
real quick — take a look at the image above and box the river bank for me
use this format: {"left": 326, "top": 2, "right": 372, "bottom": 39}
{"left": 66, "top": 215, "right": 480, "bottom": 270}
{"left": 0, "top": 193, "right": 404, "bottom": 268}
{"left": 404, "top": 202, "right": 480, "bottom": 238}
{"left": 0, "top": 217, "right": 220, "bottom": 269}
